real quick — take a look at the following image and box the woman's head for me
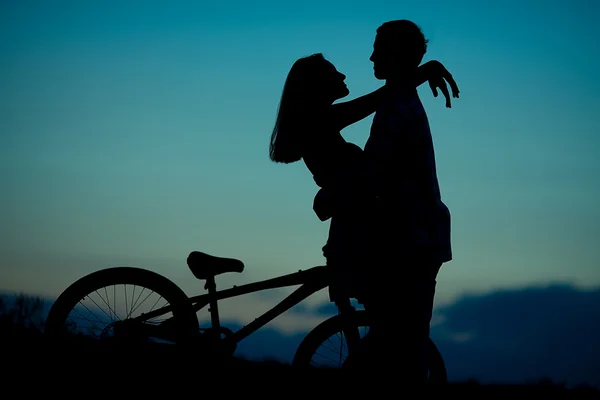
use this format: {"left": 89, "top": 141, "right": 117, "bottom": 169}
{"left": 269, "top": 53, "right": 349, "bottom": 164}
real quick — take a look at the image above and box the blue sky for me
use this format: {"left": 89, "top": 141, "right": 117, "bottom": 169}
{"left": 1, "top": 0, "right": 599, "bottom": 384}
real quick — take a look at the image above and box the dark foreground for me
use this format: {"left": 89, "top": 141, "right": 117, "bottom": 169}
{"left": 1, "top": 293, "right": 597, "bottom": 397}
{"left": 4, "top": 329, "right": 599, "bottom": 398}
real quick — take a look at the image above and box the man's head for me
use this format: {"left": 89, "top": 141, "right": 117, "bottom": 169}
{"left": 370, "top": 20, "right": 428, "bottom": 80}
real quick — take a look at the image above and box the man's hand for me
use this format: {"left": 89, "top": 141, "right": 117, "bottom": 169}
{"left": 423, "top": 60, "right": 460, "bottom": 108}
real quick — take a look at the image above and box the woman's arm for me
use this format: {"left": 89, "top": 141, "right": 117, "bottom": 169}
{"left": 416, "top": 60, "right": 460, "bottom": 108}
{"left": 328, "top": 86, "right": 387, "bottom": 132}
{"left": 329, "top": 60, "right": 460, "bottom": 131}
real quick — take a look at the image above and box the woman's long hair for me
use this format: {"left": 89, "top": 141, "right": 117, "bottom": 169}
{"left": 269, "top": 53, "right": 328, "bottom": 164}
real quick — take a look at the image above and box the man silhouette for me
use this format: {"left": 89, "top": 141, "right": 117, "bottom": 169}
{"left": 352, "top": 20, "right": 453, "bottom": 384}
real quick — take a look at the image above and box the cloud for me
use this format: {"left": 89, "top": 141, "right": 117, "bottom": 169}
{"left": 222, "top": 321, "right": 308, "bottom": 362}
{"left": 431, "top": 283, "right": 600, "bottom": 387}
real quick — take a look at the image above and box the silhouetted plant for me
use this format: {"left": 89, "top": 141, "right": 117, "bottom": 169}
{"left": 0, "top": 293, "right": 45, "bottom": 334}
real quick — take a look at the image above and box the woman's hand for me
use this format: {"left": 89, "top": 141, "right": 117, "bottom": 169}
{"left": 422, "top": 60, "right": 460, "bottom": 108}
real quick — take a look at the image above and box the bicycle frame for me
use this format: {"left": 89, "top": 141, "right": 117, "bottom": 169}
{"left": 196, "top": 265, "right": 334, "bottom": 343}
{"left": 134, "top": 265, "right": 342, "bottom": 344}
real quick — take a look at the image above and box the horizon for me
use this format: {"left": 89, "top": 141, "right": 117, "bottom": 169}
{"left": 1, "top": 284, "right": 599, "bottom": 387}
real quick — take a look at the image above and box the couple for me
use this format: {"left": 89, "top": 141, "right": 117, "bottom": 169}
{"left": 269, "top": 20, "right": 459, "bottom": 383}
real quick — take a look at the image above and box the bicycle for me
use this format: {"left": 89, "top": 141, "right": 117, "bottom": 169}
{"left": 44, "top": 250, "right": 447, "bottom": 380}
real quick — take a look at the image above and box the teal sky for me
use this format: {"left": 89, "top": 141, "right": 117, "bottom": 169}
{"left": 2, "top": 0, "right": 599, "bottom": 333}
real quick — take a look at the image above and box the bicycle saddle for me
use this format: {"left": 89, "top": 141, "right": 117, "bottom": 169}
{"left": 186, "top": 251, "right": 245, "bottom": 280}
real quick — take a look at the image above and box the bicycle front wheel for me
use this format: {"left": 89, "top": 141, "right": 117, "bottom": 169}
{"left": 292, "top": 310, "right": 447, "bottom": 384}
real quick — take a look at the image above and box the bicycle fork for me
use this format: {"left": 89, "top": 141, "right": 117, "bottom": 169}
{"left": 335, "top": 297, "right": 362, "bottom": 356}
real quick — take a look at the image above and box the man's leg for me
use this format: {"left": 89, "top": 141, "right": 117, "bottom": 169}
{"left": 359, "top": 256, "right": 441, "bottom": 384}
{"left": 405, "top": 259, "right": 441, "bottom": 383}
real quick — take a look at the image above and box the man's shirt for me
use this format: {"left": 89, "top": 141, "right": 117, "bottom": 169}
{"left": 364, "top": 86, "right": 452, "bottom": 263}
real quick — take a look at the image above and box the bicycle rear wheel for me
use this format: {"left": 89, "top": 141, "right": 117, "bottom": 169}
{"left": 292, "top": 310, "right": 447, "bottom": 384}
{"left": 44, "top": 267, "right": 199, "bottom": 353}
